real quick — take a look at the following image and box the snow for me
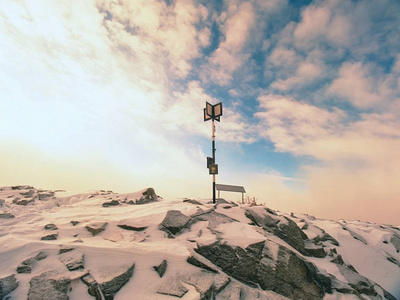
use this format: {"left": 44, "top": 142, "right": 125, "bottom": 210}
{"left": 215, "top": 222, "right": 266, "bottom": 249}
{"left": 1, "top": 186, "right": 400, "bottom": 299}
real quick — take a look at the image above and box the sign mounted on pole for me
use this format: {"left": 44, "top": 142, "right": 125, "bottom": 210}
{"left": 204, "top": 102, "right": 223, "bottom": 122}
{"left": 203, "top": 101, "right": 223, "bottom": 204}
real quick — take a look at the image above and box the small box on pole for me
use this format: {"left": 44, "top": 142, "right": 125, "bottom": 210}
{"left": 209, "top": 164, "right": 218, "bottom": 175}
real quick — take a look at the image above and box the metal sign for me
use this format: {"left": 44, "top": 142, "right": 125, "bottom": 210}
{"left": 204, "top": 102, "right": 223, "bottom": 122}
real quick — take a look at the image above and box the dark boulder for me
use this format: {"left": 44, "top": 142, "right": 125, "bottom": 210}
{"left": 86, "top": 222, "right": 108, "bottom": 236}
{"left": 153, "top": 259, "right": 168, "bottom": 277}
{"left": 142, "top": 188, "right": 156, "bottom": 200}
{"left": 41, "top": 233, "right": 58, "bottom": 240}
{"left": 160, "top": 210, "right": 191, "bottom": 236}
{"left": 45, "top": 223, "right": 58, "bottom": 230}
{"left": 17, "top": 251, "right": 48, "bottom": 274}
{"left": 0, "top": 274, "right": 19, "bottom": 299}
{"left": 0, "top": 213, "right": 14, "bottom": 219}
{"left": 102, "top": 200, "right": 120, "bottom": 207}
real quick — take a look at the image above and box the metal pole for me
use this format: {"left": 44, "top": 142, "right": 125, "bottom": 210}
{"left": 212, "top": 119, "right": 216, "bottom": 204}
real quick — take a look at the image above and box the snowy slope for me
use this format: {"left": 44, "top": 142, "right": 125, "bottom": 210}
{"left": 0, "top": 185, "right": 399, "bottom": 300}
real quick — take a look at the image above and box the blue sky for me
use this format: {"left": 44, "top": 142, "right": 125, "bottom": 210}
{"left": 1, "top": 0, "right": 400, "bottom": 224}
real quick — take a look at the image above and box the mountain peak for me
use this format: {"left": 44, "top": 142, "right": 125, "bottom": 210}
{"left": 0, "top": 186, "right": 399, "bottom": 299}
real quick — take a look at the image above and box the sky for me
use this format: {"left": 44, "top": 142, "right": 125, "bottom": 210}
{"left": 1, "top": 0, "right": 399, "bottom": 225}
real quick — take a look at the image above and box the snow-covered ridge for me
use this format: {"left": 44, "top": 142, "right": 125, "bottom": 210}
{"left": 0, "top": 185, "right": 399, "bottom": 300}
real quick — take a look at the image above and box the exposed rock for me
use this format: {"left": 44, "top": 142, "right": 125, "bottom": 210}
{"left": 45, "top": 223, "right": 58, "bottom": 230}
{"left": 71, "top": 221, "right": 80, "bottom": 226}
{"left": 86, "top": 222, "right": 108, "bottom": 236}
{"left": 81, "top": 273, "right": 104, "bottom": 300}
{"left": 183, "top": 199, "right": 203, "bottom": 206}
{"left": 0, "top": 213, "right": 14, "bottom": 219}
{"left": 102, "top": 200, "right": 120, "bottom": 207}
{"left": 35, "top": 251, "right": 48, "bottom": 260}
{"left": 15, "top": 199, "right": 35, "bottom": 206}
{"left": 17, "top": 265, "right": 32, "bottom": 274}
{"left": 12, "top": 185, "right": 34, "bottom": 190}
{"left": 98, "top": 263, "right": 135, "bottom": 300}
{"left": 153, "top": 259, "right": 168, "bottom": 277}
{"left": 193, "top": 210, "right": 237, "bottom": 231}
{"left": 215, "top": 282, "right": 241, "bottom": 300}
{"left": 245, "top": 208, "right": 308, "bottom": 255}
{"left": 182, "top": 271, "right": 230, "bottom": 300}
{"left": 312, "top": 232, "right": 340, "bottom": 246}
{"left": 135, "top": 197, "right": 156, "bottom": 205}
{"left": 142, "top": 187, "right": 156, "bottom": 200}
{"left": 59, "top": 251, "right": 85, "bottom": 271}
{"left": 187, "top": 256, "right": 218, "bottom": 273}
{"left": 390, "top": 235, "right": 400, "bottom": 252}
{"left": 41, "top": 233, "right": 58, "bottom": 240}
{"left": 27, "top": 272, "right": 71, "bottom": 300}
{"left": 0, "top": 274, "right": 19, "bottom": 299}
{"left": 157, "top": 277, "right": 188, "bottom": 298}
{"left": 0, "top": 199, "right": 4, "bottom": 206}
{"left": 17, "top": 251, "right": 48, "bottom": 273}
{"left": 117, "top": 224, "right": 147, "bottom": 231}
{"left": 37, "top": 191, "right": 55, "bottom": 200}
{"left": 305, "top": 246, "right": 327, "bottom": 258}
{"left": 195, "top": 241, "right": 332, "bottom": 300}
{"left": 337, "top": 265, "right": 379, "bottom": 297}
{"left": 160, "top": 210, "right": 191, "bottom": 236}
{"left": 59, "top": 248, "right": 75, "bottom": 254}
{"left": 20, "top": 190, "right": 35, "bottom": 197}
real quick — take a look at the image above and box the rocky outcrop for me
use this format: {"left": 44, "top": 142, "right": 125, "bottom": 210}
{"left": 195, "top": 241, "right": 332, "bottom": 300}
{"left": 45, "top": 223, "right": 58, "bottom": 230}
{"left": 160, "top": 210, "right": 191, "bottom": 236}
{"left": 98, "top": 263, "right": 135, "bottom": 300}
{"left": 81, "top": 273, "right": 104, "bottom": 300}
{"left": 0, "top": 274, "right": 19, "bottom": 299}
{"left": 157, "top": 277, "right": 188, "bottom": 298}
{"left": 154, "top": 260, "right": 168, "bottom": 277}
{"left": 41, "top": 233, "right": 58, "bottom": 240}
{"left": 27, "top": 272, "right": 71, "bottom": 300}
{"left": 59, "top": 250, "right": 84, "bottom": 271}
{"left": 245, "top": 208, "right": 308, "bottom": 255}
{"left": 117, "top": 224, "right": 147, "bottom": 231}
{"left": 142, "top": 188, "right": 156, "bottom": 200}
{"left": 182, "top": 271, "right": 230, "bottom": 300}
{"left": 86, "top": 222, "right": 108, "bottom": 236}
{"left": 102, "top": 200, "right": 120, "bottom": 207}
{"left": 17, "top": 252, "right": 48, "bottom": 273}
{"left": 183, "top": 199, "right": 203, "bottom": 206}
{"left": 0, "top": 213, "right": 14, "bottom": 219}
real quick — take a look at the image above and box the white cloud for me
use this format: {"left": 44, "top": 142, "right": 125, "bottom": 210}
{"left": 206, "top": 1, "right": 255, "bottom": 85}
{"left": 96, "top": 0, "right": 211, "bottom": 79}
{"left": 328, "top": 62, "right": 385, "bottom": 109}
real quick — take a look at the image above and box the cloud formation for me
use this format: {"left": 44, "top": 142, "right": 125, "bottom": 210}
{"left": 1, "top": 0, "right": 399, "bottom": 224}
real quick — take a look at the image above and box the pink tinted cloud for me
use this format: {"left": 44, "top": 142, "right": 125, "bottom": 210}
{"left": 255, "top": 94, "right": 400, "bottom": 224}
{"left": 328, "top": 62, "right": 382, "bottom": 109}
{"left": 207, "top": 1, "right": 255, "bottom": 85}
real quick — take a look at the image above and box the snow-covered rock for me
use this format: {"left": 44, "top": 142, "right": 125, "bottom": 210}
{"left": 0, "top": 185, "right": 399, "bottom": 299}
